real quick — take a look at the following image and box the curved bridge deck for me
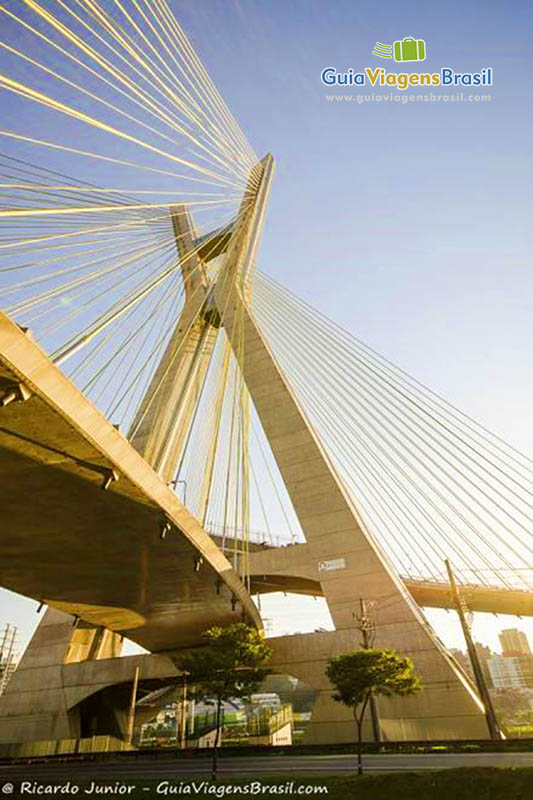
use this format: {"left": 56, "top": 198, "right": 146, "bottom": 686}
{"left": 242, "top": 541, "right": 533, "bottom": 617}
{"left": 0, "top": 311, "right": 260, "bottom": 652}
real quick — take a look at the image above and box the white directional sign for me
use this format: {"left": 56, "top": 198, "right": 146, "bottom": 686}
{"left": 318, "top": 557, "right": 347, "bottom": 572}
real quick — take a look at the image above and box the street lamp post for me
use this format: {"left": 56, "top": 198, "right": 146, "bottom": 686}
{"left": 176, "top": 672, "right": 189, "bottom": 752}
{"left": 126, "top": 665, "right": 140, "bottom": 747}
{"left": 445, "top": 559, "right": 502, "bottom": 740}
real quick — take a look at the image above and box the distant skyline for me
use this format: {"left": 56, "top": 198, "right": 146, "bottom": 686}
{"left": 1, "top": 0, "right": 533, "bottom": 657}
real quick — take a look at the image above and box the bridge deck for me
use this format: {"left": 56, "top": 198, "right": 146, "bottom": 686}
{"left": 405, "top": 578, "right": 533, "bottom": 617}
{"left": 0, "top": 312, "right": 260, "bottom": 652}
{"left": 238, "top": 540, "right": 533, "bottom": 617}
{"left": 248, "top": 572, "right": 533, "bottom": 616}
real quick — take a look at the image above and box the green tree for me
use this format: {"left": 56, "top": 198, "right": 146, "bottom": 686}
{"left": 177, "top": 623, "right": 272, "bottom": 780}
{"left": 326, "top": 648, "right": 421, "bottom": 775}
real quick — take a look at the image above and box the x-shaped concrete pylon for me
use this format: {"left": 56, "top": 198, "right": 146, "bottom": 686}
{"left": 129, "top": 150, "right": 488, "bottom": 739}
{"left": 128, "top": 155, "right": 274, "bottom": 490}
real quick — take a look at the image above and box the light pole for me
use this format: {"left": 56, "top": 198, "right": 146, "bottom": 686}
{"left": 180, "top": 674, "right": 188, "bottom": 750}
{"left": 171, "top": 478, "right": 188, "bottom": 506}
{"left": 176, "top": 673, "right": 189, "bottom": 751}
{"left": 445, "top": 559, "right": 502, "bottom": 740}
{"left": 126, "top": 665, "right": 140, "bottom": 746}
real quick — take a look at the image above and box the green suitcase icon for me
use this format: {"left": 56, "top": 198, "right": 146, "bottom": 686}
{"left": 393, "top": 37, "right": 426, "bottom": 62}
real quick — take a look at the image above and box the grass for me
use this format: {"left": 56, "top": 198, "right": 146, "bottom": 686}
{"left": 10, "top": 768, "right": 533, "bottom": 799}
{"left": 314, "top": 768, "right": 533, "bottom": 799}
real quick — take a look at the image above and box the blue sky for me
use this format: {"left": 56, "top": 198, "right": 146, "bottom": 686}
{"left": 2, "top": 0, "right": 533, "bottom": 654}
{"left": 176, "top": 0, "right": 533, "bottom": 651}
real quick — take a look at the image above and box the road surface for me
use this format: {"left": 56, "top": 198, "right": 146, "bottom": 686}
{"left": 1, "top": 751, "right": 533, "bottom": 782}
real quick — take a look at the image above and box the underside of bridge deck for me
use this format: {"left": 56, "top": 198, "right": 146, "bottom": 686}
{"left": 0, "top": 311, "right": 260, "bottom": 653}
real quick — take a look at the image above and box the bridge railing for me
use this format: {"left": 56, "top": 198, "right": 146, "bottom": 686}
{"left": 204, "top": 523, "right": 297, "bottom": 549}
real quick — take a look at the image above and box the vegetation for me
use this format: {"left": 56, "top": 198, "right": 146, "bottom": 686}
{"left": 492, "top": 692, "right": 533, "bottom": 736}
{"left": 326, "top": 648, "right": 421, "bottom": 774}
{"left": 263, "top": 674, "right": 317, "bottom": 713}
{"left": 506, "top": 725, "right": 533, "bottom": 738}
{"left": 57, "top": 768, "right": 533, "bottom": 800}
{"left": 177, "top": 622, "right": 272, "bottom": 779}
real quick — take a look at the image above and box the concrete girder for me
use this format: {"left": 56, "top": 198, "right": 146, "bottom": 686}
{"left": 0, "top": 310, "right": 261, "bottom": 651}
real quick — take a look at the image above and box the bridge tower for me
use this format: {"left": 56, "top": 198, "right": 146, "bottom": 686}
{"left": 0, "top": 155, "right": 489, "bottom": 748}
{"left": 119, "top": 154, "right": 488, "bottom": 742}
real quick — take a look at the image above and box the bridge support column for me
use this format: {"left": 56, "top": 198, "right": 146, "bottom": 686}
{"left": 0, "top": 608, "right": 122, "bottom": 744}
{"left": 269, "top": 629, "right": 488, "bottom": 744}
{"left": 247, "top": 549, "right": 489, "bottom": 741}
{"left": 207, "top": 153, "right": 489, "bottom": 740}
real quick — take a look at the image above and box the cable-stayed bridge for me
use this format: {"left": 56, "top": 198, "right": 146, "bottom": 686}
{"left": 0, "top": 0, "right": 531, "bottom": 748}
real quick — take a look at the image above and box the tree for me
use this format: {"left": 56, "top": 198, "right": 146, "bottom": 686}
{"left": 326, "top": 648, "right": 421, "bottom": 775}
{"left": 177, "top": 623, "right": 272, "bottom": 780}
